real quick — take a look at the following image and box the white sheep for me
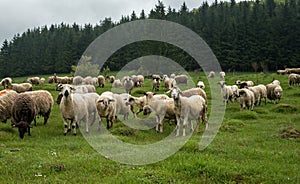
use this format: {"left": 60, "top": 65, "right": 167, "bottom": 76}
{"left": 112, "top": 79, "right": 122, "bottom": 88}
{"left": 0, "top": 90, "right": 18, "bottom": 123}
{"left": 143, "top": 98, "right": 175, "bottom": 133}
{"left": 24, "top": 90, "right": 54, "bottom": 126}
{"left": 73, "top": 76, "right": 84, "bottom": 85}
{"left": 122, "top": 76, "right": 134, "bottom": 94}
{"left": 237, "top": 88, "right": 255, "bottom": 111}
{"left": 196, "top": 81, "right": 205, "bottom": 89}
{"left": 180, "top": 87, "right": 207, "bottom": 102}
{"left": 288, "top": 74, "right": 298, "bottom": 86}
{"left": 170, "top": 87, "right": 207, "bottom": 136}
{"left": 218, "top": 81, "right": 234, "bottom": 104}
{"left": 219, "top": 71, "right": 226, "bottom": 80}
{"left": 7, "top": 83, "right": 32, "bottom": 93}
{"left": 95, "top": 91, "right": 116, "bottom": 130}
{"left": 266, "top": 84, "right": 283, "bottom": 104}
{"left": 235, "top": 80, "right": 254, "bottom": 88}
{"left": 26, "top": 77, "right": 40, "bottom": 85}
{"left": 152, "top": 78, "right": 160, "bottom": 91}
{"left": 59, "top": 85, "right": 99, "bottom": 135}
{"left": 208, "top": 71, "right": 215, "bottom": 78}
{"left": 164, "top": 76, "right": 176, "bottom": 90}
{"left": 0, "top": 77, "right": 12, "bottom": 88}
{"left": 97, "top": 75, "right": 105, "bottom": 88}
{"left": 271, "top": 79, "right": 280, "bottom": 85}
{"left": 107, "top": 76, "right": 115, "bottom": 83}
{"left": 248, "top": 85, "right": 267, "bottom": 106}
{"left": 174, "top": 74, "right": 188, "bottom": 85}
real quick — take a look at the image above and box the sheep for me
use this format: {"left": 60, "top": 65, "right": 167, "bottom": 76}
{"left": 107, "top": 75, "right": 115, "bottom": 83}
{"left": 164, "top": 76, "right": 176, "bottom": 90}
{"left": 277, "top": 70, "right": 287, "bottom": 75}
{"left": 271, "top": 79, "right": 280, "bottom": 85}
{"left": 0, "top": 77, "right": 13, "bottom": 88}
{"left": 122, "top": 76, "right": 134, "bottom": 94}
{"left": 59, "top": 85, "right": 99, "bottom": 135}
{"left": 39, "top": 78, "right": 45, "bottom": 85}
{"left": 97, "top": 75, "right": 105, "bottom": 88}
{"left": 143, "top": 98, "right": 176, "bottom": 133}
{"left": 0, "top": 90, "right": 18, "bottom": 123}
{"left": 230, "top": 85, "right": 239, "bottom": 102}
{"left": 285, "top": 68, "right": 300, "bottom": 74}
{"left": 152, "top": 78, "right": 160, "bottom": 91}
{"left": 248, "top": 85, "right": 267, "bottom": 106}
{"left": 152, "top": 74, "right": 161, "bottom": 81}
{"left": 288, "top": 73, "right": 298, "bottom": 86}
{"left": 127, "top": 95, "right": 146, "bottom": 118}
{"left": 83, "top": 76, "right": 94, "bottom": 85}
{"left": 218, "top": 81, "right": 234, "bottom": 104}
{"left": 73, "top": 76, "right": 84, "bottom": 85}
{"left": 219, "top": 71, "right": 226, "bottom": 80}
{"left": 26, "top": 77, "right": 40, "bottom": 85}
{"left": 266, "top": 84, "right": 283, "bottom": 104}
{"left": 235, "top": 80, "right": 254, "bottom": 88}
{"left": 95, "top": 91, "right": 116, "bottom": 130}
{"left": 48, "top": 76, "right": 56, "bottom": 83}
{"left": 56, "top": 84, "right": 96, "bottom": 104}
{"left": 170, "top": 73, "right": 176, "bottom": 79}
{"left": 7, "top": 83, "right": 32, "bottom": 93}
{"left": 208, "top": 71, "right": 215, "bottom": 78}
{"left": 170, "top": 87, "right": 207, "bottom": 136}
{"left": 174, "top": 74, "right": 188, "bottom": 85}
{"left": 11, "top": 93, "right": 36, "bottom": 139}
{"left": 136, "top": 75, "right": 144, "bottom": 87}
{"left": 236, "top": 88, "right": 255, "bottom": 111}
{"left": 56, "top": 76, "right": 72, "bottom": 84}
{"left": 179, "top": 87, "right": 207, "bottom": 103}
{"left": 112, "top": 79, "right": 122, "bottom": 88}
{"left": 24, "top": 90, "right": 54, "bottom": 126}
{"left": 196, "top": 81, "right": 205, "bottom": 89}
{"left": 113, "top": 93, "right": 131, "bottom": 121}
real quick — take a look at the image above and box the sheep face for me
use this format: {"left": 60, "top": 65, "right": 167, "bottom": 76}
{"left": 61, "top": 86, "right": 74, "bottom": 97}
{"left": 56, "top": 83, "right": 64, "bottom": 91}
{"left": 97, "top": 97, "right": 115, "bottom": 109}
{"left": 143, "top": 105, "right": 152, "bottom": 115}
{"left": 15, "top": 121, "right": 30, "bottom": 139}
{"left": 170, "top": 88, "right": 181, "bottom": 100}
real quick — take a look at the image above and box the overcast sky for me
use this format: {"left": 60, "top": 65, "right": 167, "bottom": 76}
{"left": 0, "top": 0, "right": 212, "bottom": 44}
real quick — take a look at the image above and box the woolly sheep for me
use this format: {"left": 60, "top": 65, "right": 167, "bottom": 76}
{"left": 218, "top": 81, "right": 234, "bottom": 104}
{"left": 112, "top": 79, "right": 122, "bottom": 88}
{"left": 175, "top": 87, "right": 207, "bottom": 103}
{"left": 0, "top": 90, "right": 18, "bottom": 123}
{"left": 97, "top": 75, "right": 105, "bottom": 88}
{"left": 196, "top": 81, "right": 205, "bottom": 89}
{"left": 11, "top": 93, "right": 36, "bottom": 139}
{"left": 208, "top": 71, "right": 215, "bottom": 78}
{"left": 164, "top": 76, "right": 176, "bottom": 90}
{"left": 127, "top": 95, "right": 146, "bottom": 118}
{"left": 107, "top": 76, "right": 115, "bottom": 83}
{"left": 26, "top": 77, "right": 40, "bottom": 85}
{"left": 95, "top": 91, "right": 116, "bottom": 130}
{"left": 170, "top": 73, "right": 176, "bottom": 79}
{"left": 235, "top": 80, "right": 254, "bottom": 88}
{"left": 271, "top": 79, "right": 280, "bottom": 85}
{"left": 219, "top": 71, "right": 226, "bottom": 80}
{"left": 288, "top": 73, "right": 298, "bottom": 86}
{"left": 24, "top": 90, "right": 54, "bottom": 126}
{"left": 122, "top": 76, "right": 134, "bottom": 94}
{"left": 248, "top": 84, "right": 267, "bottom": 106}
{"left": 143, "top": 98, "right": 175, "bottom": 133}
{"left": 174, "top": 74, "right": 188, "bottom": 85}
{"left": 56, "top": 76, "right": 72, "bottom": 84}
{"left": 73, "top": 76, "right": 84, "bottom": 85}
{"left": 237, "top": 88, "right": 255, "bottom": 111}
{"left": 266, "top": 84, "right": 283, "bottom": 104}
{"left": 277, "top": 70, "right": 287, "bottom": 75}
{"left": 0, "top": 77, "right": 12, "bottom": 88}
{"left": 113, "top": 93, "right": 131, "bottom": 120}
{"left": 170, "top": 87, "right": 207, "bottom": 136}
{"left": 152, "top": 78, "right": 160, "bottom": 91}
{"left": 8, "top": 83, "right": 32, "bottom": 93}
{"left": 59, "top": 85, "right": 99, "bottom": 135}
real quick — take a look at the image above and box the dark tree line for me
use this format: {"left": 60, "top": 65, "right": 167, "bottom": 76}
{"left": 0, "top": 0, "right": 299, "bottom": 77}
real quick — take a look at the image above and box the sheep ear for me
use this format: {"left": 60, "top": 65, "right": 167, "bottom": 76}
{"left": 109, "top": 99, "right": 115, "bottom": 102}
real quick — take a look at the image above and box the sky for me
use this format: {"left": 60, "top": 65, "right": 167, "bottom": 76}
{"left": 0, "top": 0, "right": 210, "bottom": 44}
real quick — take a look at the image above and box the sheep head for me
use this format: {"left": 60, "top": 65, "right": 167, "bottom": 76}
{"left": 15, "top": 121, "right": 30, "bottom": 139}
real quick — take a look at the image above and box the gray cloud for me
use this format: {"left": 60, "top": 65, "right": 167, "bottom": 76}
{"left": 0, "top": 0, "right": 206, "bottom": 44}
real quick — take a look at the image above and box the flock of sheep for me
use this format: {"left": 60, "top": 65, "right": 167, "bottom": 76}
{"left": 0, "top": 69, "right": 293, "bottom": 139}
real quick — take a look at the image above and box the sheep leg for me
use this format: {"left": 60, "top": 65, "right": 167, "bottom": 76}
{"left": 189, "top": 119, "right": 194, "bottom": 133}
{"left": 182, "top": 117, "right": 188, "bottom": 137}
{"left": 71, "top": 119, "right": 77, "bottom": 136}
{"left": 84, "top": 115, "right": 89, "bottom": 133}
{"left": 63, "top": 119, "right": 70, "bottom": 135}
{"left": 175, "top": 115, "right": 180, "bottom": 137}
{"left": 98, "top": 118, "right": 103, "bottom": 132}
{"left": 34, "top": 117, "right": 37, "bottom": 126}
{"left": 27, "top": 126, "right": 31, "bottom": 136}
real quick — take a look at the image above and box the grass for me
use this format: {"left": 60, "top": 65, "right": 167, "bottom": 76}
{"left": 0, "top": 71, "right": 299, "bottom": 183}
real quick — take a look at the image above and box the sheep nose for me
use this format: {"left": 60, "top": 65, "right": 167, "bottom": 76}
{"left": 64, "top": 90, "right": 69, "bottom": 97}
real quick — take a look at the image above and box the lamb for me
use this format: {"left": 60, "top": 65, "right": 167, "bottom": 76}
{"left": 170, "top": 87, "right": 207, "bottom": 136}
{"left": 95, "top": 91, "right": 116, "bottom": 130}
{"left": 97, "top": 75, "right": 105, "bottom": 88}
{"left": 143, "top": 98, "right": 175, "bottom": 133}
{"left": 219, "top": 71, "right": 226, "bottom": 80}
{"left": 236, "top": 88, "right": 255, "bottom": 111}
{"left": 196, "top": 81, "right": 205, "bottom": 89}
{"left": 73, "top": 76, "right": 84, "bottom": 85}
{"left": 122, "top": 76, "right": 134, "bottom": 94}
{"left": 127, "top": 95, "right": 146, "bottom": 117}
{"left": 0, "top": 90, "right": 18, "bottom": 123}
{"left": 7, "top": 83, "right": 32, "bottom": 93}
{"left": 152, "top": 78, "right": 160, "bottom": 91}
{"left": 11, "top": 93, "right": 36, "bottom": 139}
{"left": 218, "top": 81, "right": 234, "bottom": 104}
{"left": 208, "top": 71, "right": 215, "bottom": 78}
{"left": 24, "top": 90, "right": 54, "bottom": 126}
{"left": 0, "top": 77, "right": 12, "bottom": 88}
{"left": 266, "top": 84, "right": 283, "bottom": 104}
{"left": 174, "top": 74, "right": 188, "bottom": 85}
{"left": 59, "top": 85, "right": 99, "bottom": 135}
{"left": 112, "top": 79, "right": 122, "bottom": 88}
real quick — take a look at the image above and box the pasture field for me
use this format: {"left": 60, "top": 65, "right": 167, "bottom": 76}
{"left": 0, "top": 72, "right": 299, "bottom": 183}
